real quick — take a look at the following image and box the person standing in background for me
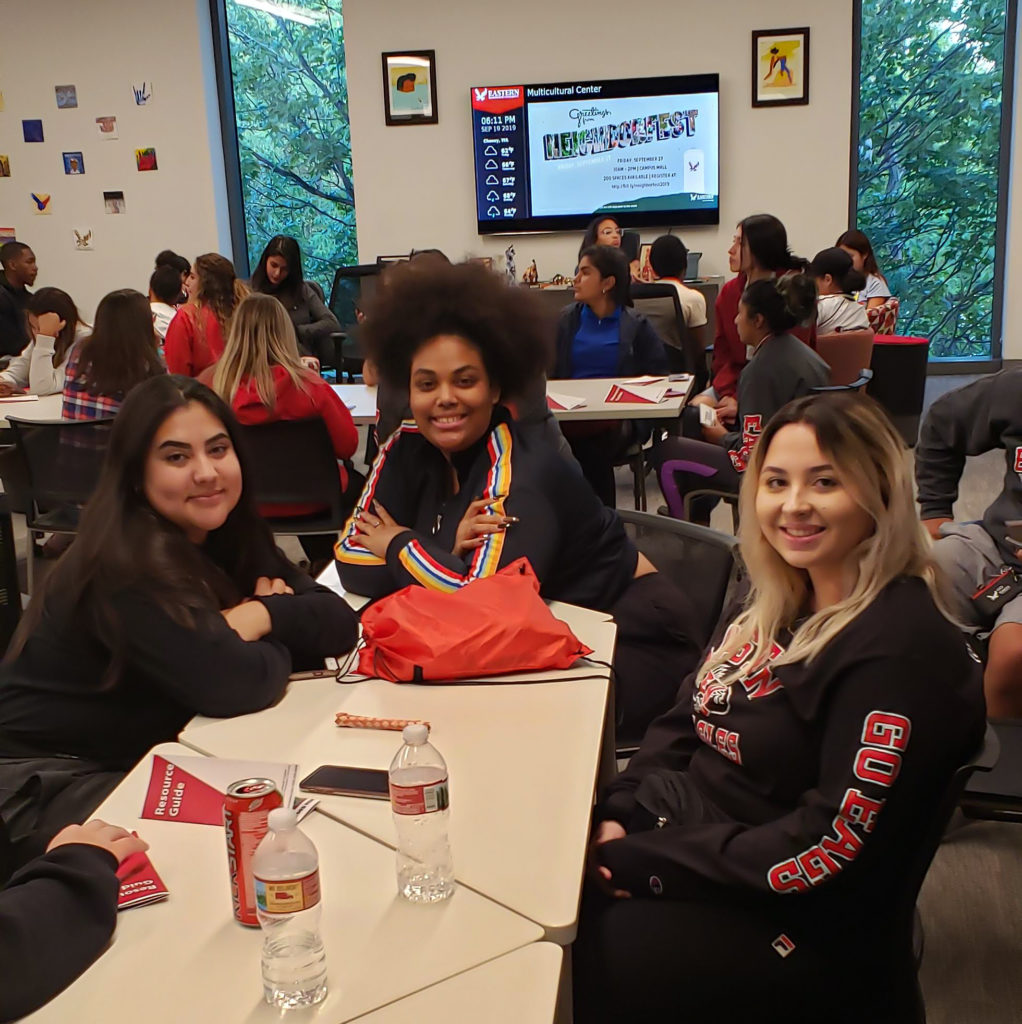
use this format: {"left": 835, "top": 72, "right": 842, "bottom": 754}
{"left": 0, "top": 242, "right": 38, "bottom": 358}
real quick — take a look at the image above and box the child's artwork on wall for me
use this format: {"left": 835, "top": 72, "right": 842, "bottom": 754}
{"left": 95, "top": 115, "right": 118, "bottom": 139}
{"left": 132, "top": 82, "right": 153, "bottom": 106}
{"left": 30, "top": 192, "right": 52, "bottom": 214}
{"left": 0, "top": 156, "right": 10, "bottom": 178}
{"left": 103, "top": 190, "right": 126, "bottom": 214}
{"left": 55, "top": 85, "right": 78, "bottom": 109}
{"left": 22, "top": 120, "right": 44, "bottom": 143}
{"left": 135, "top": 148, "right": 158, "bottom": 171}
{"left": 63, "top": 151, "right": 85, "bottom": 175}
{"left": 72, "top": 227, "right": 95, "bottom": 251}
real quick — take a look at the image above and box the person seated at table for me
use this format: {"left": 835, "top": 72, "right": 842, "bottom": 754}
{"left": 0, "top": 287, "right": 89, "bottom": 396}
{"left": 154, "top": 249, "right": 190, "bottom": 304}
{"left": 0, "top": 375, "right": 359, "bottom": 855}
{"left": 210, "top": 292, "right": 359, "bottom": 566}
{"left": 654, "top": 276, "right": 829, "bottom": 523}
{"left": 579, "top": 215, "right": 640, "bottom": 279}
{"left": 915, "top": 369, "right": 1022, "bottom": 718}
{"left": 249, "top": 235, "right": 342, "bottom": 367}
{"left": 808, "top": 247, "right": 869, "bottom": 335}
{"left": 164, "top": 253, "right": 247, "bottom": 377}
{"left": 63, "top": 289, "right": 166, "bottom": 420}
{"left": 335, "top": 259, "right": 700, "bottom": 738}
{"left": 0, "top": 241, "right": 38, "bottom": 358}
{"left": 0, "top": 818, "right": 147, "bottom": 1021}
{"left": 149, "top": 265, "right": 182, "bottom": 343}
{"left": 704, "top": 214, "right": 812, "bottom": 429}
{"left": 836, "top": 229, "right": 891, "bottom": 309}
{"left": 574, "top": 394, "right": 985, "bottom": 1024}
{"left": 647, "top": 233, "right": 709, "bottom": 351}
{"left": 555, "top": 244, "right": 668, "bottom": 505}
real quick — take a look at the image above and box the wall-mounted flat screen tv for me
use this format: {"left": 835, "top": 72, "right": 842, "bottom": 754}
{"left": 470, "top": 73, "right": 719, "bottom": 235}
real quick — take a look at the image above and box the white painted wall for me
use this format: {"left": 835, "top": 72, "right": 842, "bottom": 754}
{"left": 343, "top": 0, "right": 855, "bottom": 281}
{"left": 0, "top": 0, "right": 230, "bottom": 320}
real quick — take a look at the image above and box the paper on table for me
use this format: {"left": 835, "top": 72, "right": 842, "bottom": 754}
{"left": 0, "top": 394, "right": 40, "bottom": 402}
{"left": 665, "top": 374, "right": 694, "bottom": 397}
{"left": 117, "top": 846, "right": 169, "bottom": 910}
{"left": 621, "top": 376, "right": 667, "bottom": 385}
{"left": 606, "top": 381, "right": 669, "bottom": 404}
{"left": 140, "top": 753, "right": 298, "bottom": 825}
{"left": 547, "top": 391, "right": 587, "bottom": 411}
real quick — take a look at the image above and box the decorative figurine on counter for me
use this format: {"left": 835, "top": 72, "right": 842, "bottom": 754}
{"left": 504, "top": 244, "right": 516, "bottom": 286}
{"left": 522, "top": 259, "right": 539, "bottom": 285}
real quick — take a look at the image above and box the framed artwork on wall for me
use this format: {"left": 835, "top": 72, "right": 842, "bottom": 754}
{"left": 381, "top": 50, "right": 438, "bottom": 125}
{"left": 752, "top": 27, "right": 810, "bottom": 107}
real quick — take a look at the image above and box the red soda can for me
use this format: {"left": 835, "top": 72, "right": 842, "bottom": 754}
{"left": 223, "top": 778, "right": 283, "bottom": 926}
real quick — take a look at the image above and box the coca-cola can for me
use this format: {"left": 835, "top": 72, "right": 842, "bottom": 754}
{"left": 223, "top": 778, "right": 282, "bottom": 926}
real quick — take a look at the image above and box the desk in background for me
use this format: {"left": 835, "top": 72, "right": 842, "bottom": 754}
{"left": 0, "top": 394, "right": 63, "bottom": 424}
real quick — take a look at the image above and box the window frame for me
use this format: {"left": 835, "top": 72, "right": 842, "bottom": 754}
{"left": 849, "top": 0, "right": 1018, "bottom": 372}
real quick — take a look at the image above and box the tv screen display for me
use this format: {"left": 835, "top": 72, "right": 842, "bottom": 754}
{"left": 470, "top": 73, "right": 719, "bottom": 235}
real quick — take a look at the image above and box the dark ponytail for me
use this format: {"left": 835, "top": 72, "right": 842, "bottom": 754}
{"left": 740, "top": 213, "right": 806, "bottom": 274}
{"left": 742, "top": 275, "right": 816, "bottom": 334}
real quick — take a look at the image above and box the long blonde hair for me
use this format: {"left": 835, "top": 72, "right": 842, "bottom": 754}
{"left": 213, "top": 292, "right": 310, "bottom": 408}
{"left": 698, "top": 393, "right": 948, "bottom": 684}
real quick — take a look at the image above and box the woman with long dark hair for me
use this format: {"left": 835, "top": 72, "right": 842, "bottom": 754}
{"left": 654, "top": 275, "right": 828, "bottom": 523}
{"left": 164, "top": 253, "right": 247, "bottom": 377}
{"left": 0, "top": 287, "right": 88, "bottom": 396}
{"left": 704, "top": 214, "right": 810, "bottom": 427}
{"left": 836, "top": 229, "right": 891, "bottom": 309}
{"left": 0, "top": 375, "right": 358, "bottom": 857}
{"left": 250, "top": 235, "right": 341, "bottom": 367}
{"left": 554, "top": 244, "right": 668, "bottom": 505}
{"left": 62, "top": 289, "right": 166, "bottom": 419}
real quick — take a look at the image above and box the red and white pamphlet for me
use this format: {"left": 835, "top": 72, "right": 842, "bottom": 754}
{"left": 140, "top": 753, "right": 298, "bottom": 826}
{"left": 117, "top": 844, "right": 169, "bottom": 911}
{"left": 605, "top": 379, "right": 669, "bottom": 404}
{"left": 546, "top": 390, "right": 587, "bottom": 411}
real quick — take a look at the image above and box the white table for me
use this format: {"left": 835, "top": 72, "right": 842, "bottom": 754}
{"left": 181, "top": 602, "right": 615, "bottom": 944}
{"left": 546, "top": 376, "right": 691, "bottom": 421}
{"left": 332, "top": 383, "right": 378, "bottom": 425}
{"left": 0, "top": 394, "right": 63, "bottom": 423}
{"left": 25, "top": 744, "right": 543, "bottom": 1024}
{"left": 351, "top": 942, "right": 563, "bottom": 1023}
{"left": 330, "top": 378, "right": 692, "bottom": 426}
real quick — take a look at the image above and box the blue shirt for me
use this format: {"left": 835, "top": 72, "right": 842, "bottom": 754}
{"left": 570, "top": 305, "right": 621, "bottom": 379}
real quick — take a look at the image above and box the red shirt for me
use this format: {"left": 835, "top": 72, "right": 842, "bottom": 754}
{"left": 164, "top": 306, "right": 226, "bottom": 377}
{"left": 226, "top": 365, "right": 358, "bottom": 517}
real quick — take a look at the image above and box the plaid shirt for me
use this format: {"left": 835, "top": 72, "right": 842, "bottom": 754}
{"left": 61, "top": 348, "right": 125, "bottom": 420}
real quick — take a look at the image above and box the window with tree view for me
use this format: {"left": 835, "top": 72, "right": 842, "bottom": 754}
{"left": 855, "top": 0, "right": 1012, "bottom": 360}
{"left": 222, "top": 0, "right": 356, "bottom": 292}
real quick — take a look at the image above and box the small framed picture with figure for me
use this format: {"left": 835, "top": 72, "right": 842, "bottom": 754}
{"left": 752, "top": 27, "right": 810, "bottom": 107}
{"left": 382, "top": 50, "right": 438, "bottom": 126}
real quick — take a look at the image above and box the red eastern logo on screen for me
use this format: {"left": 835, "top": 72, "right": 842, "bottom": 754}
{"left": 472, "top": 86, "right": 525, "bottom": 115}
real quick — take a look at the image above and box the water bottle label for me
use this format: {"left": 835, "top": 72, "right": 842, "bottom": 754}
{"left": 254, "top": 870, "right": 321, "bottom": 914}
{"left": 389, "top": 777, "right": 449, "bottom": 815}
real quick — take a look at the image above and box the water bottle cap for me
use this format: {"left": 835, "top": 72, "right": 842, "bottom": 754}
{"left": 402, "top": 723, "right": 429, "bottom": 745}
{"left": 267, "top": 807, "right": 298, "bottom": 832}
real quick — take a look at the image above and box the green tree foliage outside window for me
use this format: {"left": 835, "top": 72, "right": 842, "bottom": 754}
{"left": 225, "top": 0, "right": 357, "bottom": 293}
{"left": 857, "top": 0, "right": 1008, "bottom": 359}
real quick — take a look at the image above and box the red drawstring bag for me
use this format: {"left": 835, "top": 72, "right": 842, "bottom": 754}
{"left": 357, "top": 558, "right": 593, "bottom": 682}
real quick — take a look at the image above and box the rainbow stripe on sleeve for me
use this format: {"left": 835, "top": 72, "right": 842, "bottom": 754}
{"left": 395, "top": 422, "right": 513, "bottom": 591}
{"left": 334, "top": 421, "right": 417, "bottom": 566}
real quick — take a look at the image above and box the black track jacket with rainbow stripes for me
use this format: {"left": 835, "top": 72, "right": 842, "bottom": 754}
{"left": 334, "top": 406, "right": 637, "bottom": 609}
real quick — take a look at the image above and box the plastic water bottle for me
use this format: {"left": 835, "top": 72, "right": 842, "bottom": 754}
{"left": 389, "top": 724, "right": 455, "bottom": 903}
{"left": 252, "top": 808, "right": 328, "bottom": 1008}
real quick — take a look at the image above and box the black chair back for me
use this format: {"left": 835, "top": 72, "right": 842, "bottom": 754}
{"left": 0, "top": 496, "right": 22, "bottom": 648}
{"left": 239, "top": 418, "right": 350, "bottom": 534}
{"left": 328, "top": 264, "right": 381, "bottom": 331}
{"left": 631, "top": 281, "right": 705, "bottom": 387}
{"left": 7, "top": 417, "right": 114, "bottom": 510}
{"left": 616, "top": 510, "right": 742, "bottom": 649}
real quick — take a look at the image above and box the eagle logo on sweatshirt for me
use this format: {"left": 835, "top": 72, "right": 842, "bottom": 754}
{"left": 693, "top": 673, "right": 732, "bottom": 716}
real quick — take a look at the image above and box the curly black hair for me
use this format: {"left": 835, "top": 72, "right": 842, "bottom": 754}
{"left": 362, "top": 259, "right": 554, "bottom": 398}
